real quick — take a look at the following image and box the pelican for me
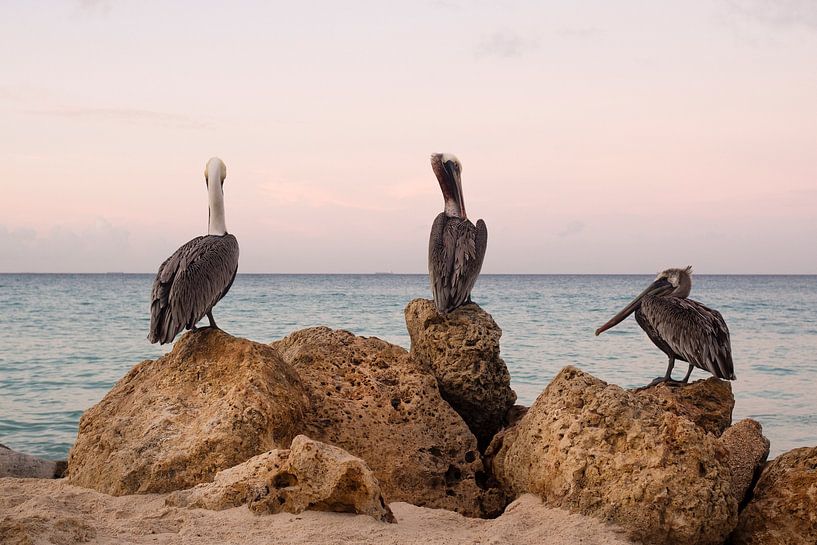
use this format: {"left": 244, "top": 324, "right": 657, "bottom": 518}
{"left": 595, "top": 267, "right": 736, "bottom": 386}
{"left": 428, "top": 153, "right": 487, "bottom": 314}
{"left": 148, "top": 157, "right": 239, "bottom": 344}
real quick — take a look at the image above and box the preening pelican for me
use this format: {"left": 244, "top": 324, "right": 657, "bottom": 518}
{"left": 595, "top": 267, "right": 736, "bottom": 386}
{"left": 148, "top": 157, "right": 239, "bottom": 344}
{"left": 428, "top": 153, "right": 487, "bottom": 314}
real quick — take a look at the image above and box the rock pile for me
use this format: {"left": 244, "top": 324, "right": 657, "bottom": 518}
{"left": 488, "top": 366, "right": 770, "bottom": 545}
{"left": 0, "top": 444, "right": 66, "bottom": 479}
{"left": 23, "top": 297, "right": 809, "bottom": 542}
{"left": 405, "top": 299, "right": 516, "bottom": 449}
{"left": 272, "top": 326, "right": 501, "bottom": 517}
{"left": 729, "top": 445, "right": 817, "bottom": 544}
{"left": 66, "top": 329, "right": 310, "bottom": 495}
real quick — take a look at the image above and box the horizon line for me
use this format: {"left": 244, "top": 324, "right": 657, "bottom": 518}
{"left": 2, "top": 272, "right": 816, "bottom": 276}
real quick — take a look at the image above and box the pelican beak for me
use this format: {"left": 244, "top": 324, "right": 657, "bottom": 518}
{"left": 595, "top": 277, "right": 673, "bottom": 336}
{"left": 443, "top": 159, "right": 466, "bottom": 218}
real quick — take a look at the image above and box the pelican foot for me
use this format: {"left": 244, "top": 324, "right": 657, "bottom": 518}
{"left": 189, "top": 325, "right": 222, "bottom": 334}
{"left": 637, "top": 377, "right": 687, "bottom": 390}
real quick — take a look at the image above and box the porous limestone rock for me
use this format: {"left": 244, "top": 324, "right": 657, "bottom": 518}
{"left": 66, "top": 329, "right": 310, "bottom": 495}
{"left": 0, "top": 444, "right": 66, "bottom": 479}
{"left": 719, "top": 419, "right": 770, "bottom": 507}
{"left": 490, "top": 366, "right": 738, "bottom": 545}
{"left": 635, "top": 377, "right": 734, "bottom": 436}
{"left": 167, "top": 435, "right": 394, "bottom": 522}
{"left": 272, "top": 327, "right": 496, "bottom": 517}
{"left": 729, "top": 446, "right": 817, "bottom": 545}
{"left": 404, "top": 298, "right": 516, "bottom": 449}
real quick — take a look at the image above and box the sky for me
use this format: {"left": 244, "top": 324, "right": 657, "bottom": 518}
{"left": 1, "top": 0, "right": 815, "bottom": 273}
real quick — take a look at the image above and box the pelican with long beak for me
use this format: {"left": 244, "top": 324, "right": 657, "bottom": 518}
{"left": 428, "top": 153, "right": 487, "bottom": 314}
{"left": 595, "top": 267, "right": 736, "bottom": 386}
{"left": 148, "top": 157, "right": 240, "bottom": 344}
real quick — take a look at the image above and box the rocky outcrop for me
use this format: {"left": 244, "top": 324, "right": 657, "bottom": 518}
{"left": 490, "top": 366, "right": 738, "bottom": 545}
{"left": 635, "top": 377, "right": 734, "bottom": 436}
{"left": 272, "top": 327, "right": 499, "bottom": 517}
{"left": 66, "top": 329, "right": 310, "bottom": 495}
{"left": 0, "top": 444, "right": 66, "bottom": 479}
{"left": 720, "top": 419, "right": 770, "bottom": 507}
{"left": 404, "top": 299, "right": 516, "bottom": 449}
{"left": 729, "top": 446, "right": 817, "bottom": 545}
{"left": 167, "top": 435, "right": 394, "bottom": 522}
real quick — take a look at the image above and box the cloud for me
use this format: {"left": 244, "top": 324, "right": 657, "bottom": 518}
{"left": 258, "top": 180, "right": 394, "bottom": 212}
{"left": 0, "top": 220, "right": 132, "bottom": 273}
{"left": 427, "top": 0, "right": 461, "bottom": 9}
{"left": 555, "top": 27, "right": 605, "bottom": 38}
{"left": 258, "top": 176, "right": 434, "bottom": 212}
{"left": 475, "top": 31, "right": 538, "bottom": 59}
{"left": 75, "top": 0, "right": 112, "bottom": 15}
{"left": 723, "top": 0, "right": 817, "bottom": 30}
{"left": 26, "top": 107, "right": 212, "bottom": 130}
{"left": 557, "top": 220, "right": 585, "bottom": 238}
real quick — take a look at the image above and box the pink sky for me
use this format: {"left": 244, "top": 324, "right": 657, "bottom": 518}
{"left": 1, "top": 1, "right": 815, "bottom": 273}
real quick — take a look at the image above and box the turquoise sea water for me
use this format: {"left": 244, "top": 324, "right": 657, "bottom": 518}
{"left": 0, "top": 274, "right": 815, "bottom": 460}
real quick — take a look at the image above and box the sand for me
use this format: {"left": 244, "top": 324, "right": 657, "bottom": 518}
{"left": 0, "top": 478, "right": 634, "bottom": 545}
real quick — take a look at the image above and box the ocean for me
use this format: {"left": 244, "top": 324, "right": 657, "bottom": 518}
{"left": 1, "top": 274, "right": 815, "bottom": 460}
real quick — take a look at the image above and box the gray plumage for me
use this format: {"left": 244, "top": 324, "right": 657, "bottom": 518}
{"left": 428, "top": 212, "right": 488, "bottom": 314}
{"left": 596, "top": 266, "right": 735, "bottom": 384}
{"left": 148, "top": 234, "right": 239, "bottom": 345}
{"left": 636, "top": 295, "right": 735, "bottom": 381}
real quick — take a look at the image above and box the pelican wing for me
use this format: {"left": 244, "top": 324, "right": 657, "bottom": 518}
{"left": 641, "top": 297, "right": 735, "bottom": 380}
{"left": 457, "top": 218, "right": 487, "bottom": 305}
{"left": 428, "top": 213, "right": 449, "bottom": 311}
{"left": 149, "top": 234, "right": 239, "bottom": 344}
{"left": 428, "top": 214, "right": 487, "bottom": 313}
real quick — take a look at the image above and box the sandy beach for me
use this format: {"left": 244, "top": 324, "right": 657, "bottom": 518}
{"left": 0, "top": 479, "right": 633, "bottom": 545}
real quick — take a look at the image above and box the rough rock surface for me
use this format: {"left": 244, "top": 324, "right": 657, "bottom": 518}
{"left": 67, "top": 329, "right": 310, "bottom": 495}
{"left": 272, "top": 326, "right": 497, "bottom": 517}
{"left": 404, "top": 299, "right": 516, "bottom": 449}
{"left": 168, "top": 435, "right": 394, "bottom": 522}
{"left": 0, "top": 444, "right": 66, "bottom": 479}
{"left": 490, "top": 366, "right": 737, "bottom": 545}
{"left": 0, "top": 479, "right": 636, "bottom": 545}
{"left": 729, "top": 446, "right": 817, "bottom": 545}
{"left": 720, "top": 419, "right": 770, "bottom": 507}
{"left": 635, "top": 377, "right": 734, "bottom": 436}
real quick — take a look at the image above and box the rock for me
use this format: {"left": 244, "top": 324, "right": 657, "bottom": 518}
{"left": 0, "top": 444, "right": 66, "bottom": 479}
{"left": 719, "top": 419, "right": 770, "bottom": 508}
{"left": 504, "top": 405, "right": 529, "bottom": 428}
{"left": 167, "top": 435, "right": 394, "bottom": 522}
{"left": 490, "top": 366, "right": 737, "bottom": 545}
{"left": 272, "top": 326, "right": 492, "bottom": 517}
{"left": 66, "top": 329, "right": 310, "bottom": 495}
{"left": 634, "top": 377, "right": 734, "bottom": 436}
{"left": 729, "top": 446, "right": 817, "bottom": 545}
{"left": 404, "top": 299, "right": 517, "bottom": 449}
{"left": 166, "top": 449, "right": 289, "bottom": 511}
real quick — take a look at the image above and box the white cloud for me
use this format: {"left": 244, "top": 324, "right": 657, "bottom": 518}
{"left": 475, "top": 31, "right": 538, "bottom": 59}
{"left": 27, "top": 107, "right": 212, "bottom": 130}
{"left": 724, "top": 0, "right": 817, "bottom": 30}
